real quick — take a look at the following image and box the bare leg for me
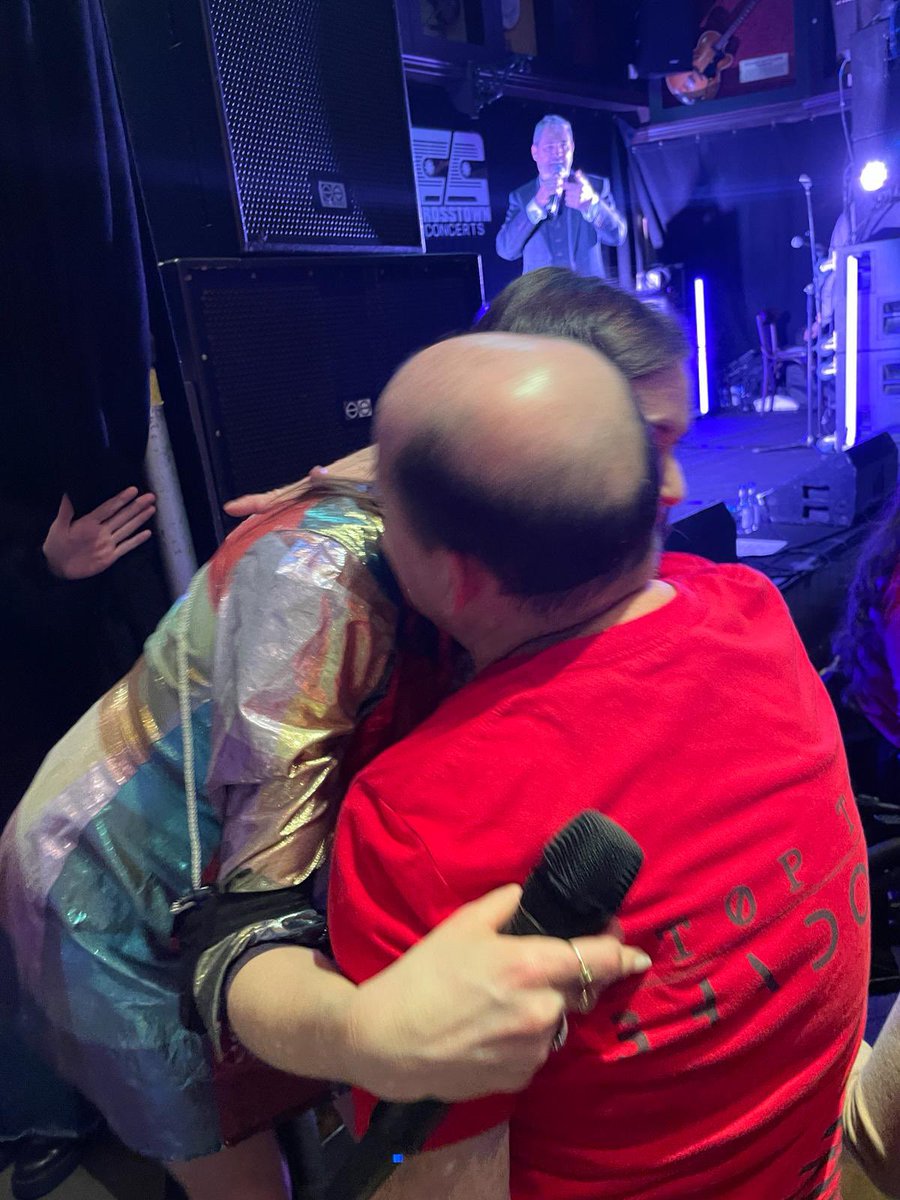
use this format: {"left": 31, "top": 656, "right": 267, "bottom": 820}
{"left": 167, "top": 1129, "right": 290, "bottom": 1200}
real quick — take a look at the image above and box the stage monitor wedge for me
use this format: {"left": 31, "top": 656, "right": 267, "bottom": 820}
{"left": 765, "top": 432, "right": 898, "bottom": 527}
{"left": 160, "top": 254, "right": 484, "bottom": 556}
{"left": 665, "top": 503, "right": 737, "bottom": 563}
{"left": 103, "top": 0, "right": 423, "bottom": 258}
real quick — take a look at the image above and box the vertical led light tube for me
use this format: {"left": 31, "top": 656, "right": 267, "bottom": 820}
{"left": 693, "top": 277, "right": 710, "bottom": 416}
{"left": 845, "top": 254, "right": 859, "bottom": 449}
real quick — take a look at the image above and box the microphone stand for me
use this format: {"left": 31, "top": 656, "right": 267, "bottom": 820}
{"left": 801, "top": 176, "right": 823, "bottom": 447}
{"left": 757, "top": 176, "right": 824, "bottom": 455}
{"left": 804, "top": 281, "right": 815, "bottom": 445}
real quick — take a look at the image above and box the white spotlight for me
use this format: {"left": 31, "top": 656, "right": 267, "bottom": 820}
{"left": 860, "top": 160, "right": 889, "bottom": 193}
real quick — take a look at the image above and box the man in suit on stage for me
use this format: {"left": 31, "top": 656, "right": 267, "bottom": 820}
{"left": 495, "top": 115, "right": 627, "bottom": 279}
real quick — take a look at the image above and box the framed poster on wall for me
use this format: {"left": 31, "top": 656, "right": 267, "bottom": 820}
{"left": 502, "top": 0, "right": 538, "bottom": 55}
{"left": 398, "top": 0, "right": 505, "bottom": 63}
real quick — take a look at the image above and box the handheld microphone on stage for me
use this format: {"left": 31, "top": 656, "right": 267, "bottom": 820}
{"left": 798, "top": 173, "right": 812, "bottom": 191}
{"left": 323, "top": 811, "right": 644, "bottom": 1200}
{"left": 545, "top": 166, "right": 568, "bottom": 218}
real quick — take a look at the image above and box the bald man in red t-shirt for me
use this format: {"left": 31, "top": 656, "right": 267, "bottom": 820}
{"left": 329, "top": 334, "right": 869, "bottom": 1200}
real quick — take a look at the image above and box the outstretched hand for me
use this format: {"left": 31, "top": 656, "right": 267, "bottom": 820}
{"left": 346, "top": 883, "right": 651, "bottom": 1103}
{"left": 224, "top": 446, "right": 379, "bottom": 519}
{"left": 223, "top": 482, "right": 302, "bottom": 520}
{"left": 43, "top": 487, "right": 156, "bottom": 580}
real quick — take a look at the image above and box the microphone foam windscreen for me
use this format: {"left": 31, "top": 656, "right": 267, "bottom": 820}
{"left": 521, "top": 811, "right": 643, "bottom": 938}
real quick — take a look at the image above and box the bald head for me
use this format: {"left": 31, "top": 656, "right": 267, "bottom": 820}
{"left": 376, "top": 333, "right": 659, "bottom": 605}
{"left": 379, "top": 333, "right": 648, "bottom": 506}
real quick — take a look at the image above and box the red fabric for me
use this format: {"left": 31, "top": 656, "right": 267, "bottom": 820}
{"left": 329, "top": 553, "right": 869, "bottom": 1200}
{"left": 213, "top": 1028, "right": 327, "bottom": 1147}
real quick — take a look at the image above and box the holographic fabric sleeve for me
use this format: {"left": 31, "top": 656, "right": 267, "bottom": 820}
{"left": 207, "top": 506, "right": 396, "bottom": 891}
{"left": 193, "top": 495, "right": 399, "bottom": 1050}
{"left": 0, "top": 493, "right": 401, "bottom": 1160}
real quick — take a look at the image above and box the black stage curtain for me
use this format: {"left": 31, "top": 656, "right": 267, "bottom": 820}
{"left": 0, "top": 0, "right": 167, "bottom": 820}
{"left": 627, "top": 116, "right": 846, "bottom": 364}
{"left": 0, "top": 0, "right": 150, "bottom": 510}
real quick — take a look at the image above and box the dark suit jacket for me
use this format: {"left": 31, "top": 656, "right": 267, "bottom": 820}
{"left": 495, "top": 175, "right": 627, "bottom": 278}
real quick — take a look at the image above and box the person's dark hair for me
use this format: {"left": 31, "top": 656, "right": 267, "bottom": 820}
{"left": 391, "top": 421, "right": 660, "bottom": 609}
{"left": 833, "top": 484, "right": 900, "bottom": 712}
{"left": 476, "top": 267, "right": 689, "bottom": 381}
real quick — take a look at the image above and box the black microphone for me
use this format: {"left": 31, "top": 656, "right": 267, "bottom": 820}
{"left": 544, "top": 167, "right": 568, "bottom": 218}
{"left": 324, "top": 811, "right": 644, "bottom": 1200}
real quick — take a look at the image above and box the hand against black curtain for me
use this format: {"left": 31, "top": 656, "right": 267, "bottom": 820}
{"left": 43, "top": 487, "right": 155, "bottom": 580}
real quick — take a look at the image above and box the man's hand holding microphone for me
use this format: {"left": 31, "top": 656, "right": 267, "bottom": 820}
{"left": 536, "top": 168, "right": 600, "bottom": 220}
{"left": 535, "top": 168, "right": 567, "bottom": 216}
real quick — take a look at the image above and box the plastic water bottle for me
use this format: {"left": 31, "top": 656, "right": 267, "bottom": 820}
{"left": 736, "top": 485, "right": 749, "bottom": 534}
{"left": 736, "top": 484, "right": 757, "bottom": 535}
{"left": 746, "top": 482, "right": 760, "bottom": 533}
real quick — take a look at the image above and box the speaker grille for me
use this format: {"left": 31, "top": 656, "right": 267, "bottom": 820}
{"left": 206, "top": 0, "right": 422, "bottom": 251}
{"left": 171, "top": 257, "right": 482, "bottom": 507}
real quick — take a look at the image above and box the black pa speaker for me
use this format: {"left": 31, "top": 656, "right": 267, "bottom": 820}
{"left": 665, "top": 503, "right": 738, "bottom": 563}
{"left": 160, "top": 254, "right": 483, "bottom": 556}
{"left": 766, "top": 432, "right": 898, "bottom": 527}
{"left": 834, "top": 240, "right": 900, "bottom": 437}
{"left": 849, "top": 19, "right": 900, "bottom": 162}
{"left": 103, "top": 0, "right": 423, "bottom": 258}
{"left": 831, "top": 0, "right": 883, "bottom": 60}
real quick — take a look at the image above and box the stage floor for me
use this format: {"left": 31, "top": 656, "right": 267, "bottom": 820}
{"left": 671, "top": 406, "right": 819, "bottom": 525}
{"left": 668, "top": 406, "right": 877, "bottom": 668}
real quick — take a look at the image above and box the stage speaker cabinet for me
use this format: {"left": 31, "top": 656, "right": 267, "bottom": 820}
{"left": 161, "top": 254, "right": 483, "bottom": 554}
{"left": 832, "top": 0, "right": 883, "bottom": 60}
{"left": 665, "top": 503, "right": 737, "bottom": 563}
{"left": 835, "top": 241, "right": 900, "bottom": 440}
{"left": 765, "top": 432, "right": 898, "bottom": 527}
{"left": 849, "top": 18, "right": 900, "bottom": 161}
{"left": 831, "top": 0, "right": 858, "bottom": 60}
{"left": 102, "top": 0, "right": 423, "bottom": 258}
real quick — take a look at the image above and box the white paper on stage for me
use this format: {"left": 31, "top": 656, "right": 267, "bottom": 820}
{"left": 736, "top": 538, "right": 789, "bottom": 558}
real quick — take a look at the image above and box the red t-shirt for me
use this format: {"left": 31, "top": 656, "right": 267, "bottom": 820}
{"left": 329, "top": 554, "right": 870, "bottom": 1200}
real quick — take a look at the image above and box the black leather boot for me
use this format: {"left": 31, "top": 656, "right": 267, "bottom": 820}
{"left": 11, "top": 1135, "right": 86, "bottom": 1200}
